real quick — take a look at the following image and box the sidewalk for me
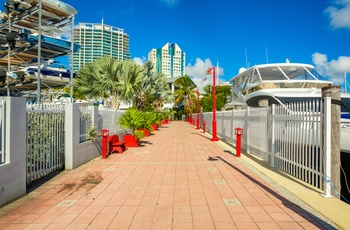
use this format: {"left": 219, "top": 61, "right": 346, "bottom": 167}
{"left": 0, "top": 121, "right": 338, "bottom": 230}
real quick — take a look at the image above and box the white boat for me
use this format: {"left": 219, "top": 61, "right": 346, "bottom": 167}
{"left": 12, "top": 59, "right": 76, "bottom": 83}
{"left": 226, "top": 61, "right": 350, "bottom": 153}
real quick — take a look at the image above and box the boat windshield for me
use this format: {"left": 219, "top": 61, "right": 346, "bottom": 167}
{"left": 233, "top": 64, "right": 331, "bottom": 94}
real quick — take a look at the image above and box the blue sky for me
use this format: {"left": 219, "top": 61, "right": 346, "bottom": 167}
{"left": 62, "top": 0, "right": 350, "bottom": 91}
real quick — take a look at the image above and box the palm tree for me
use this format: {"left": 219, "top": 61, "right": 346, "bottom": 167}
{"left": 118, "top": 60, "right": 143, "bottom": 103}
{"left": 134, "top": 61, "right": 154, "bottom": 110}
{"left": 133, "top": 61, "right": 172, "bottom": 111}
{"left": 173, "top": 75, "right": 196, "bottom": 118}
{"left": 74, "top": 57, "right": 143, "bottom": 109}
{"left": 74, "top": 56, "right": 122, "bottom": 108}
{"left": 150, "top": 72, "right": 172, "bottom": 111}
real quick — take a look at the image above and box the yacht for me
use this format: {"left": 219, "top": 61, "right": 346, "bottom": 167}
{"left": 225, "top": 61, "right": 350, "bottom": 153}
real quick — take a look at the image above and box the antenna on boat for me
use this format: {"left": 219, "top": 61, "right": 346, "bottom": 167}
{"left": 265, "top": 46, "right": 269, "bottom": 64}
{"left": 345, "top": 72, "right": 348, "bottom": 93}
{"left": 245, "top": 46, "right": 248, "bottom": 68}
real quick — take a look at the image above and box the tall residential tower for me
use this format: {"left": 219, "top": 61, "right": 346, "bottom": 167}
{"left": 72, "top": 22, "right": 131, "bottom": 71}
{"left": 148, "top": 43, "right": 185, "bottom": 79}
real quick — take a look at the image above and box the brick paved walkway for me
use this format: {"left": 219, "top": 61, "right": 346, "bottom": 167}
{"left": 0, "top": 121, "right": 335, "bottom": 229}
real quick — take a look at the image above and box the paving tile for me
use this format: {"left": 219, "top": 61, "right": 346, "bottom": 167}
{"left": 129, "top": 221, "right": 152, "bottom": 230}
{"left": 211, "top": 211, "right": 233, "bottom": 223}
{"left": 255, "top": 222, "right": 282, "bottom": 230}
{"left": 42, "top": 223, "right": 69, "bottom": 230}
{"left": 230, "top": 213, "right": 254, "bottom": 223}
{"left": 191, "top": 205, "right": 210, "bottom": 214}
{"left": 277, "top": 222, "right": 304, "bottom": 230}
{"left": 106, "top": 222, "right": 130, "bottom": 230}
{"left": 214, "top": 222, "right": 238, "bottom": 230}
{"left": 150, "top": 220, "right": 172, "bottom": 230}
{"left": 112, "top": 212, "right": 135, "bottom": 223}
{"left": 65, "top": 223, "right": 90, "bottom": 230}
{"left": 173, "top": 213, "right": 192, "bottom": 223}
{"left": 12, "top": 214, "right": 41, "bottom": 224}
{"left": 234, "top": 222, "right": 259, "bottom": 230}
{"left": 70, "top": 213, "right": 97, "bottom": 224}
{"left": 269, "top": 212, "right": 294, "bottom": 222}
{"left": 249, "top": 212, "right": 274, "bottom": 223}
{"left": 193, "top": 222, "right": 215, "bottom": 230}
{"left": 173, "top": 222, "right": 194, "bottom": 230}
{"left": 192, "top": 213, "right": 213, "bottom": 223}
{"left": 22, "top": 223, "right": 47, "bottom": 230}
{"left": 133, "top": 213, "right": 154, "bottom": 222}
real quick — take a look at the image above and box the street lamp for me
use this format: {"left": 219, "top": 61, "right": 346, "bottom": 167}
{"left": 206, "top": 67, "right": 219, "bottom": 141}
{"left": 195, "top": 89, "right": 200, "bottom": 130}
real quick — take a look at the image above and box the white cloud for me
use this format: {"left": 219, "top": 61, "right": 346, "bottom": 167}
{"left": 312, "top": 52, "right": 350, "bottom": 85}
{"left": 157, "top": 0, "right": 180, "bottom": 8}
{"left": 133, "top": 56, "right": 146, "bottom": 66}
{"left": 185, "top": 58, "right": 226, "bottom": 93}
{"left": 325, "top": 0, "right": 350, "bottom": 29}
{"left": 59, "top": 25, "right": 72, "bottom": 40}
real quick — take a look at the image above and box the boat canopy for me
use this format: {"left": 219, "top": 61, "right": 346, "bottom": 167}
{"left": 230, "top": 63, "right": 333, "bottom": 95}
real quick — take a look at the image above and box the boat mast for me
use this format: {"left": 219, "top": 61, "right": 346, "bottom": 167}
{"left": 245, "top": 46, "right": 248, "bottom": 68}
{"left": 345, "top": 72, "right": 348, "bottom": 93}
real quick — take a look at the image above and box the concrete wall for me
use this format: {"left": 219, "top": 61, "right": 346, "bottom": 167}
{"left": 0, "top": 97, "right": 26, "bottom": 207}
{"left": 65, "top": 104, "right": 102, "bottom": 170}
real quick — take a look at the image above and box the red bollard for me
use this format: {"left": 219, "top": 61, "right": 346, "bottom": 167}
{"left": 203, "top": 121, "right": 206, "bottom": 133}
{"left": 101, "top": 129, "right": 109, "bottom": 159}
{"left": 235, "top": 128, "right": 243, "bottom": 157}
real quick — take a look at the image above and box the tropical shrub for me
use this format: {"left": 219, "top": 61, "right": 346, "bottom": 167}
{"left": 118, "top": 108, "right": 146, "bottom": 139}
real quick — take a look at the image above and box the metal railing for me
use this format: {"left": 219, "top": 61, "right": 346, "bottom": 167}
{"left": 268, "top": 100, "right": 323, "bottom": 189}
{"left": 198, "top": 99, "right": 325, "bottom": 190}
{"left": 26, "top": 104, "right": 65, "bottom": 185}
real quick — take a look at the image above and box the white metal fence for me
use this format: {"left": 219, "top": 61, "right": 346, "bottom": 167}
{"left": 198, "top": 99, "right": 326, "bottom": 190}
{"left": 26, "top": 104, "right": 66, "bottom": 185}
{"left": 79, "top": 105, "right": 93, "bottom": 142}
{"left": 0, "top": 99, "right": 6, "bottom": 165}
{"left": 268, "top": 100, "right": 323, "bottom": 189}
{"left": 98, "top": 107, "right": 126, "bottom": 134}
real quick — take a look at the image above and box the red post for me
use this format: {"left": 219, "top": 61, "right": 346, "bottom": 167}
{"left": 203, "top": 121, "right": 206, "bottom": 133}
{"left": 235, "top": 128, "right": 243, "bottom": 157}
{"left": 206, "top": 67, "right": 218, "bottom": 141}
{"left": 196, "top": 89, "right": 200, "bottom": 130}
{"left": 101, "top": 129, "right": 109, "bottom": 159}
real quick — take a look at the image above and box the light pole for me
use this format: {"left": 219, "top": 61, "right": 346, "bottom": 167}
{"left": 195, "top": 89, "right": 200, "bottom": 130}
{"left": 206, "top": 67, "right": 219, "bottom": 141}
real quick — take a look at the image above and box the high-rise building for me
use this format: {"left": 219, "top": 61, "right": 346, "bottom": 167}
{"left": 148, "top": 43, "right": 185, "bottom": 78}
{"left": 72, "top": 22, "right": 131, "bottom": 71}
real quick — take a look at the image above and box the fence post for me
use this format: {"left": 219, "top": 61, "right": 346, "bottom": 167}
{"left": 269, "top": 104, "right": 276, "bottom": 167}
{"left": 322, "top": 86, "right": 341, "bottom": 198}
{"left": 65, "top": 103, "right": 80, "bottom": 170}
{"left": 323, "top": 96, "right": 332, "bottom": 197}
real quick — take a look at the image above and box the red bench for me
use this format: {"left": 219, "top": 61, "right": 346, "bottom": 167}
{"left": 107, "top": 134, "right": 126, "bottom": 154}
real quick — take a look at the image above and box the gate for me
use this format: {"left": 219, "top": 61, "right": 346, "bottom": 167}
{"left": 26, "top": 104, "right": 65, "bottom": 186}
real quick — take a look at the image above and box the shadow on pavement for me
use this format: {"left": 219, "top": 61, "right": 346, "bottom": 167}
{"left": 216, "top": 155, "right": 337, "bottom": 230}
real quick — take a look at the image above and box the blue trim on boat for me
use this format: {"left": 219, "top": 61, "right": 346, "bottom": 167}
{"left": 341, "top": 114, "right": 350, "bottom": 119}
{"left": 28, "top": 35, "right": 80, "bottom": 53}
